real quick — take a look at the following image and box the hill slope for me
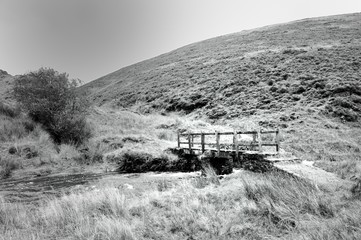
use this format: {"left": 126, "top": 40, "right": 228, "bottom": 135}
{"left": 80, "top": 12, "right": 361, "bottom": 123}
{"left": 0, "top": 70, "right": 15, "bottom": 105}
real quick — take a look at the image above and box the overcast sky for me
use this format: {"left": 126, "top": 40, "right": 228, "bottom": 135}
{"left": 1, "top": 0, "right": 361, "bottom": 83}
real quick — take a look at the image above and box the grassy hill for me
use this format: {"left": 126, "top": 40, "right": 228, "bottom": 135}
{"left": 81, "top": 13, "right": 361, "bottom": 124}
{"left": 0, "top": 70, "right": 15, "bottom": 105}
{"left": 2, "top": 13, "right": 361, "bottom": 240}
{"left": 79, "top": 12, "right": 361, "bottom": 181}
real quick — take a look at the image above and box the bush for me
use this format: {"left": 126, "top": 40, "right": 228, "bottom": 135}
{"left": 0, "top": 102, "right": 20, "bottom": 118}
{"left": 0, "top": 157, "right": 20, "bottom": 179}
{"left": 13, "top": 68, "right": 91, "bottom": 145}
{"left": 116, "top": 150, "right": 200, "bottom": 173}
{"left": 0, "top": 115, "right": 36, "bottom": 141}
{"left": 50, "top": 112, "right": 92, "bottom": 145}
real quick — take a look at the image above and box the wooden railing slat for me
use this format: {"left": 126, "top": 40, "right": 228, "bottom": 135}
{"left": 216, "top": 131, "right": 220, "bottom": 156}
{"left": 201, "top": 133, "right": 205, "bottom": 153}
{"left": 188, "top": 133, "right": 192, "bottom": 154}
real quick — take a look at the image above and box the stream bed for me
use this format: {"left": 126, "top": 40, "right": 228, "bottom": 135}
{"left": 0, "top": 172, "right": 111, "bottom": 203}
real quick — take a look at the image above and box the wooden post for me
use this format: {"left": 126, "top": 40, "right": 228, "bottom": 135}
{"left": 252, "top": 132, "right": 257, "bottom": 151}
{"left": 188, "top": 133, "right": 192, "bottom": 154}
{"left": 233, "top": 130, "right": 239, "bottom": 161}
{"left": 191, "top": 135, "right": 194, "bottom": 147}
{"left": 216, "top": 131, "right": 220, "bottom": 156}
{"left": 177, "top": 131, "right": 180, "bottom": 148}
{"left": 257, "top": 128, "right": 262, "bottom": 153}
{"left": 276, "top": 128, "right": 280, "bottom": 154}
{"left": 201, "top": 133, "right": 205, "bottom": 153}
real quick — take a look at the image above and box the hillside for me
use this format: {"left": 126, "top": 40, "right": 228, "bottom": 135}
{"left": 0, "top": 70, "right": 15, "bottom": 105}
{"left": 81, "top": 12, "right": 361, "bottom": 124}
{"left": 3, "top": 13, "right": 361, "bottom": 240}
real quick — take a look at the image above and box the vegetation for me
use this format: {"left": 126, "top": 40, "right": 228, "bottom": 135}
{"left": 1, "top": 170, "right": 361, "bottom": 239}
{"left": 13, "top": 68, "right": 91, "bottom": 145}
{"left": 80, "top": 13, "right": 361, "bottom": 124}
{"left": 115, "top": 149, "right": 200, "bottom": 173}
{"left": 1, "top": 13, "right": 361, "bottom": 239}
{"left": 77, "top": 13, "right": 361, "bottom": 180}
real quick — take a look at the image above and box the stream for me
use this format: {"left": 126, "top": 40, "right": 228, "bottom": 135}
{"left": 0, "top": 172, "right": 111, "bottom": 203}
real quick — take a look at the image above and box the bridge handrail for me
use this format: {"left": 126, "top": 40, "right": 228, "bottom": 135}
{"left": 177, "top": 129, "right": 280, "bottom": 155}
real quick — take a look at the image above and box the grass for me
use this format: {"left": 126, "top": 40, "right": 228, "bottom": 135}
{"left": 1, "top": 95, "right": 361, "bottom": 239}
{"left": 89, "top": 106, "right": 235, "bottom": 172}
{"left": 0, "top": 104, "right": 106, "bottom": 177}
{"left": 79, "top": 13, "right": 361, "bottom": 126}
{"left": 74, "top": 12, "right": 361, "bottom": 181}
{"left": 219, "top": 111, "right": 361, "bottom": 180}
{"left": 0, "top": 157, "right": 20, "bottom": 179}
{"left": 1, "top": 170, "right": 361, "bottom": 239}
{"left": 1, "top": 12, "right": 361, "bottom": 237}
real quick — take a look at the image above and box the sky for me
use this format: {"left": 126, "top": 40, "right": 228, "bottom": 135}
{"left": 1, "top": 0, "right": 361, "bottom": 83}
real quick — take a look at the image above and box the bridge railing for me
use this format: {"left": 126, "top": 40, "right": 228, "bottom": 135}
{"left": 177, "top": 129, "right": 280, "bottom": 156}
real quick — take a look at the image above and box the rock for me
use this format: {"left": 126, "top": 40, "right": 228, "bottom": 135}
{"left": 122, "top": 136, "right": 147, "bottom": 143}
{"left": 22, "top": 146, "right": 38, "bottom": 159}
{"left": 0, "top": 69, "right": 8, "bottom": 77}
{"left": 207, "top": 107, "right": 227, "bottom": 119}
{"left": 241, "top": 154, "right": 275, "bottom": 173}
{"left": 293, "top": 86, "right": 306, "bottom": 94}
{"left": 292, "top": 95, "right": 301, "bottom": 101}
{"left": 156, "top": 123, "right": 176, "bottom": 129}
{"left": 109, "top": 142, "right": 123, "bottom": 149}
{"left": 124, "top": 183, "right": 134, "bottom": 190}
{"left": 8, "top": 146, "right": 17, "bottom": 155}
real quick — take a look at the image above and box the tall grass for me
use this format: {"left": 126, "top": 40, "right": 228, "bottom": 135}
{"left": 0, "top": 115, "right": 36, "bottom": 142}
{"left": 0, "top": 102, "right": 20, "bottom": 118}
{"left": 1, "top": 170, "right": 360, "bottom": 239}
{"left": 227, "top": 112, "right": 361, "bottom": 180}
{"left": 0, "top": 157, "right": 21, "bottom": 179}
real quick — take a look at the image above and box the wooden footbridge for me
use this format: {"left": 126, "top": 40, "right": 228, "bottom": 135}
{"left": 177, "top": 129, "right": 280, "bottom": 160}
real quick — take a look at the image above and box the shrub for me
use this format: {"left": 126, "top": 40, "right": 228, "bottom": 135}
{"left": 117, "top": 151, "right": 152, "bottom": 173}
{"left": 13, "top": 68, "right": 91, "bottom": 145}
{"left": 0, "top": 115, "right": 36, "bottom": 141}
{"left": 116, "top": 150, "right": 200, "bottom": 173}
{"left": 50, "top": 112, "right": 92, "bottom": 145}
{"left": 0, "top": 102, "right": 20, "bottom": 118}
{"left": 0, "top": 157, "right": 20, "bottom": 179}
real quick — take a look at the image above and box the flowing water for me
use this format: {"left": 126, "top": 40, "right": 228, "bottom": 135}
{"left": 0, "top": 172, "right": 111, "bottom": 203}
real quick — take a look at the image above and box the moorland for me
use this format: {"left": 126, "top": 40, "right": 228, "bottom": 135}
{"left": 1, "top": 12, "right": 361, "bottom": 239}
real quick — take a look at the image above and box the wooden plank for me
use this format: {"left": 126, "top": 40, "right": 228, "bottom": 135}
{"left": 203, "top": 133, "right": 216, "bottom": 136}
{"left": 177, "top": 131, "right": 180, "bottom": 148}
{"left": 180, "top": 132, "right": 214, "bottom": 136}
{"left": 234, "top": 130, "right": 239, "bottom": 161}
{"left": 252, "top": 132, "right": 257, "bottom": 151}
{"left": 201, "top": 133, "right": 205, "bottom": 153}
{"left": 237, "top": 130, "right": 258, "bottom": 135}
{"left": 180, "top": 130, "right": 278, "bottom": 137}
{"left": 188, "top": 133, "right": 192, "bottom": 154}
{"left": 257, "top": 128, "right": 262, "bottom": 153}
{"left": 181, "top": 142, "right": 277, "bottom": 147}
{"left": 216, "top": 131, "right": 220, "bottom": 156}
{"left": 258, "top": 143, "right": 278, "bottom": 146}
{"left": 218, "top": 132, "right": 234, "bottom": 135}
{"left": 260, "top": 130, "right": 278, "bottom": 134}
{"left": 276, "top": 128, "right": 280, "bottom": 153}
